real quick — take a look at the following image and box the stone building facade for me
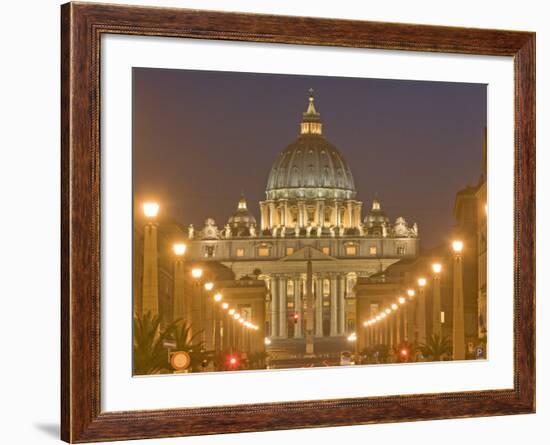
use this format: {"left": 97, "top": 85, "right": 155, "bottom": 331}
{"left": 184, "top": 93, "right": 420, "bottom": 350}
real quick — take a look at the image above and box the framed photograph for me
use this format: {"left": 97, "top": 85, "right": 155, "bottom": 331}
{"left": 61, "top": 2, "right": 535, "bottom": 442}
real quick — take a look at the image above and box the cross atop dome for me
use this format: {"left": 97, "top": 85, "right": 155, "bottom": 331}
{"left": 300, "top": 89, "right": 322, "bottom": 135}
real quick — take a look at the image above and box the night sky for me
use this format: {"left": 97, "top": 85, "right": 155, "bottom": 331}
{"left": 133, "top": 68, "right": 486, "bottom": 249}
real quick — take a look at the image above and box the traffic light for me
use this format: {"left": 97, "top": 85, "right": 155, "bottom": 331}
{"left": 227, "top": 354, "right": 239, "bottom": 369}
{"left": 397, "top": 343, "right": 411, "bottom": 362}
{"left": 292, "top": 313, "right": 300, "bottom": 324}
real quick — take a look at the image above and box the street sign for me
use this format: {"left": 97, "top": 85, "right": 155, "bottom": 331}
{"left": 170, "top": 351, "right": 191, "bottom": 371}
{"left": 163, "top": 339, "right": 177, "bottom": 349}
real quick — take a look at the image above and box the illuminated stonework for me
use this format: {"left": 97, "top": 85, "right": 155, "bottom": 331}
{"left": 185, "top": 92, "right": 420, "bottom": 343}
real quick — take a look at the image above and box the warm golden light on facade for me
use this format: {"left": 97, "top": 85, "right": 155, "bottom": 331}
{"left": 432, "top": 263, "right": 442, "bottom": 274}
{"left": 173, "top": 243, "right": 186, "bottom": 256}
{"left": 204, "top": 281, "right": 214, "bottom": 291}
{"left": 191, "top": 268, "right": 203, "bottom": 279}
{"left": 143, "top": 202, "right": 160, "bottom": 218}
{"left": 417, "top": 278, "right": 427, "bottom": 287}
{"left": 452, "top": 240, "right": 464, "bottom": 253}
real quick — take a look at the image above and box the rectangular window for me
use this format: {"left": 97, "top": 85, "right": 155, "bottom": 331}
{"left": 258, "top": 247, "right": 270, "bottom": 257}
{"left": 323, "top": 279, "right": 330, "bottom": 296}
{"left": 397, "top": 246, "right": 405, "bottom": 255}
{"left": 236, "top": 248, "right": 245, "bottom": 257}
{"left": 286, "top": 279, "right": 294, "bottom": 297}
{"left": 345, "top": 245, "right": 357, "bottom": 256}
{"left": 286, "top": 247, "right": 294, "bottom": 256}
{"left": 369, "top": 246, "right": 377, "bottom": 255}
{"left": 322, "top": 247, "right": 330, "bottom": 255}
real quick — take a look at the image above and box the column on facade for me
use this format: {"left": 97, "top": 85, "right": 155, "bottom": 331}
{"left": 334, "top": 201, "right": 340, "bottom": 226}
{"left": 315, "top": 275, "right": 324, "bottom": 337}
{"left": 270, "top": 276, "right": 279, "bottom": 338}
{"left": 298, "top": 201, "right": 305, "bottom": 228}
{"left": 355, "top": 202, "right": 362, "bottom": 228}
{"left": 268, "top": 202, "right": 275, "bottom": 229}
{"left": 338, "top": 273, "right": 346, "bottom": 335}
{"left": 330, "top": 275, "right": 338, "bottom": 336}
{"left": 347, "top": 201, "right": 353, "bottom": 228}
{"left": 294, "top": 276, "right": 303, "bottom": 338}
{"left": 285, "top": 202, "right": 292, "bottom": 229}
{"left": 319, "top": 200, "right": 325, "bottom": 228}
{"left": 260, "top": 202, "right": 268, "bottom": 231}
{"left": 279, "top": 276, "right": 288, "bottom": 338}
{"left": 389, "top": 315, "right": 395, "bottom": 348}
{"left": 281, "top": 200, "right": 288, "bottom": 227}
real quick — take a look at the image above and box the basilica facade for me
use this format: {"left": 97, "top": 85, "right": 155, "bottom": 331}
{"left": 184, "top": 93, "right": 420, "bottom": 344}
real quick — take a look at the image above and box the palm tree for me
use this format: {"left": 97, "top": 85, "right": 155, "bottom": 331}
{"left": 133, "top": 312, "right": 178, "bottom": 375}
{"left": 417, "top": 334, "right": 452, "bottom": 361}
{"left": 171, "top": 321, "right": 211, "bottom": 371}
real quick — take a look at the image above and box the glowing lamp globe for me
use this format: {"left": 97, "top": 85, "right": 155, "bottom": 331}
{"left": 452, "top": 240, "right": 464, "bottom": 253}
{"left": 143, "top": 202, "right": 159, "bottom": 218}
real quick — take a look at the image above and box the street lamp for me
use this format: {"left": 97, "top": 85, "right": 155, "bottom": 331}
{"left": 141, "top": 202, "right": 160, "bottom": 317}
{"left": 191, "top": 268, "right": 203, "bottom": 279}
{"left": 191, "top": 267, "right": 205, "bottom": 344}
{"left": 172, "top": 242, "right": 187, "bottom": 324}
{"left": 347, "top": 332, "right": 358, "bottom": 364}
{"left": 173, "top": 243, "right": 186, "bottom": 256}
{"left": 432, "top": 262, "right": 443, "bottom": 337}
{"left": 407, "top": 289, "right": 416, "bottom": 298}
{"left": 416, "top": 278, "right": 427, "bottom": 345}
{"left": 452, "top": 240, "right": 466, "bottom": 360}
{"left": 213, "top": 293, "right": 223, "bottom": 302}
{"left": 204, "top": 281, "right": 214, "bottom": 291}
{"left": 452, "top": 240, "right": 464, "bottom": 253}
{"left": 143, "top": 202, "right": 159, "bottom": 219}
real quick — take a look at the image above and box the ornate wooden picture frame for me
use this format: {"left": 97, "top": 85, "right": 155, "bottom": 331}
{"left": 61, "top": 2, "right": 535, "bottom": 442}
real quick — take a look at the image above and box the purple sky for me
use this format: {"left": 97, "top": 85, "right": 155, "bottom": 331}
{"left": 133, "top": 68, "right": 486, "bottom": 249}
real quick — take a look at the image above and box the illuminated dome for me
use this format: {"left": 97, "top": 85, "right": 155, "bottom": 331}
{"left": 265, "top": 92, "right": 356, "bottom": 201}
{"left": 227, "top": 195, "right": 257, "bottom": 236}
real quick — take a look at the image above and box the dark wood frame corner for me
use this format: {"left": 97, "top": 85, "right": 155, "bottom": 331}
{"left": 61, "top": 2, "right": 536, "bottom": 442}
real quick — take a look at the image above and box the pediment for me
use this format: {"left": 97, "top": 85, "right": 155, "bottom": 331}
{"left": 280, "top": 246, "right": 336, "bottom": 262}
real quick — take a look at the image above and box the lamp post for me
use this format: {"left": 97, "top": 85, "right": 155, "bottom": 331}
{"left": 142, "top": 202, "right": 160, "bottom": 317}
{"left": 221, "top": 302, "right": 229, "bottom": 350}
{"left": 417, "top": 278, "right": 427, "bottom": 345}
{"left": 172, "top": 243, "right": 187, "bottom": 325}
{"left": 432, "top": 263, "right": 442, "bottom": 337}
{"left": 392, "top": 303, "right": 400, "bottom": 346}
{"left": 191, "top": 267, "right": 204, "bottom": 343}
{"left": 452, "top": 240, "right": 466, "bottom": 360}
{"left": 347, "top": 332, "right": 358, "bottom": 364}
{"left": 213, "top": 292, "right": 223, "bottom": 356}
{"left": 406, "top": 289, "right": 415, "bottom": 342}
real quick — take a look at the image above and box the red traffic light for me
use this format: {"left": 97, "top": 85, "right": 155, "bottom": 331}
{"left": 227, "top": 355, "right": 239, "bottom": 368}
{"left": 292, "top": 313, "right": 300, "bottom": 322}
